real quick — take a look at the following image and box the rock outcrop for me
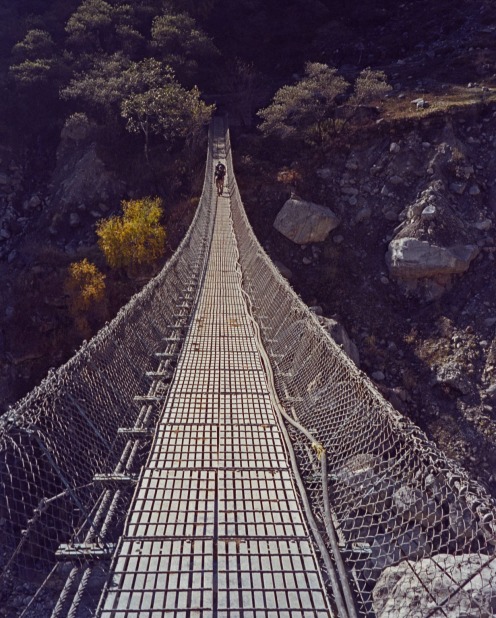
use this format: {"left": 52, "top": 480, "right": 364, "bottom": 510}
{"left": 49, "top": 114, "right": 126, "bottom": 218}
{"left": 386, "top": 238, "right": 479, "bottom": 279}
{"left": 318, "top": 316, "right": 360, "bottom": 366}
{"left": 384, "top": 172, "right": 482, "bottom": 299}
{"left": 274, "top": 198, "right": 340, "bottom": 244}
{"left": 373, "top": 554, "right": 496, "bottom": 617}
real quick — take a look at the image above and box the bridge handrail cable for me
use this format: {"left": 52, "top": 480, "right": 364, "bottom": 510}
{"left": 224, "top": 121, "right": 496, "bottom": 617}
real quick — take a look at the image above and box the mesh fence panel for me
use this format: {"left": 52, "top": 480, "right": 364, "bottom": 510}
{"left": 2, "top": 120, "right": 496, "bottom": 618}
{"left": 226, "top": 126, "right": 496, "bottom": 617}
{"left": 0, "top": 130, "right": 215, "bottom": 616}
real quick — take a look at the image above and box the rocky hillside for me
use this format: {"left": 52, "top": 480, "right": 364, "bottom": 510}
{"left": 1, "top": 0, "right": 496, "bottom": 490}
{"left": 236, "top": 95, "right": 496, "bottom": 498}
{"left": 227, "top": 0, "right": 496, "bottom": 499}
{"left": 0, "top": 117, "right": 202, "bottom": 410}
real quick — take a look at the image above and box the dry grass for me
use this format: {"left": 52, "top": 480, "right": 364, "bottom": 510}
{"left": 381, "top": 85, "right": 496, "bottom": 122}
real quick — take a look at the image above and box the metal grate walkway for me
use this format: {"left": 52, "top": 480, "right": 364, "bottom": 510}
{"left": 97, "top": 125, "right": 334, "bottom": 617}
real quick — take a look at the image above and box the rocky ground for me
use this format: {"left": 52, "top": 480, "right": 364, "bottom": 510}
{"left": 235, "top": 98, "right": 496, "bottom": 499}
{"left": 0, "top": 117, "right": 200, "bottom": 412}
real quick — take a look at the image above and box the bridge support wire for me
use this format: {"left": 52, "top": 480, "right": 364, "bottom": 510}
{"left": 2, "top": 119, "right": 496, "bottom": 617}
{"left": 0, "top": 125, "right": 216, "bottom": 617}
{"left": 225, "top": 121, "right": 496, "bottom": 617}
{"left": 46, "top": 130, "right": 217, "bottom": 617}
{"left": 231, "top": 193, "right": 357, "bottom": 617}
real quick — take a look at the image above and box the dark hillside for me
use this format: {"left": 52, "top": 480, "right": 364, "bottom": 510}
{"left": 0, "top": 0, "right": 495, "bottom": 499}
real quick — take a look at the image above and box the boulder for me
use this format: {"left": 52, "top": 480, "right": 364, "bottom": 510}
{"left": 273, "top": 198, "right": 340, "bottom": 244}
{"left": 421, "top": 205, "right": 437, "bottom": 221}
{"left": 334, "top": 453, "right": 379, "bottom": 488}
{"left": 319, "top": 317, "right": 360, "bottom": 366}
{"left": 273, "top": 260, "right": 293, "bottom": 280}
{"left": 392, "top": 485, "right": 441, "bottom": 526}
{"left": 386, "top": 238, "right": 479, "bottom": 280}
{"left": 450, "top": 182, "right": 467, "bottom": 195}
{"left": 373, "top": 554, "right": 496, "bottom": 617}
{"left": 411, "top": 98, "right": 428, "bottom": 109}
{"left": 55, "top": 143, "right": 125, "bottom": 209}
{"left": 48, "top": 115, "right": 126, "bottom": 217}
{"left": 474, "top": 219, "right": 492, "bottom": 231}
{"left": 362, "top": 526, "right": 429, "bottom": 582}
{"left": 316, "top": 167, "right": 332, "bottom": 181}
{"left": 372, "top": 371, "right": 385, "bottom": 381}
{"left": 355, "top": 207, "right": 372, "bottom": 223}
{"left": 28, "top": 195, "right": 42, "bottom": 209}
{"left": 435, "top": 362, "right": 472, "bottom": 395}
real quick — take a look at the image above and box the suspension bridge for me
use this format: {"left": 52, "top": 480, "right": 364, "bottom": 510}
{"left": 1, "top": 118, "right": 496, "bottom": 618}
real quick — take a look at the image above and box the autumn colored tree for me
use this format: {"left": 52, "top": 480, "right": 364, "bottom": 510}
{"left": 277, "top": 167, "right": 302, "bottom": 196}
{"left": 96, "top": 197, "right": 166, "bottom": 274}
{"left": 65, "top": 258, "right": 106, "bottom": 334}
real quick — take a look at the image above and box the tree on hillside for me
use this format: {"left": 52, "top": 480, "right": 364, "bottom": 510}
{"left": 65, "top": 258, "right": 106, "bottom": 335}
{"left": 61, "top": 56, "right": 175, "bottom": 120}
{"left": 96, "top": 197, "right": 166, "bottom": 274}
{"left": 121, "top": 82, "right": 214, "bottom": 160}
{"left": 150, "top": 11, "right": 218, "bottom": 86}
{"left": 12, "top": 29, "right": 56, "bottom": 62}
{"left": 65, "top": 0, "right": 114, "bottom": 52}
{"left": 10, "top": 28, "right": 64, "bottom": 88}
{"left": 350, "top": 68, "right": 392, "bottom": 105}
{"left": 10, "top": 58, "right": 58, "bottom": 88}
{"left": 9, "top": 27, "right": 69, "bottom": 133}
{"left": 258, "top": 62, "right": 349, "bottom": 150}
{"left": 60, "top": 52, "right": 133, "bottom": 120}
{"left": 258, "top": 63, "right": 392, "bottom": 149}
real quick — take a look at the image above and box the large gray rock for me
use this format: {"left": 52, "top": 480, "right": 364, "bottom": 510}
{"left": 48, "top": 114, "right": 126, "bottom": 216}
{"left": 274, "top": 198, "right": 340, "bottom": 244}
{"left": 319, "top": 317, "right": 360, "bottom": 366}
{"left": 362, "top": 526, "right": 429, "bottom": 582}
{"left": 55, "top": 143, "right": 125, "bottom": 209}
{"left": 386, "top": 238, "right": 479, "bottom": 279}
{"left": 392, "top": 486, "right": 441, "bottom": 526}
{"left": 273, "top": 260, "right": 293, "bottom": 280}
{"left": 373, "top": 554, "right": 496, "bottom": 617}
{"left": 435, "top": 362, "right": 472, "bottom": 395}
{"left": 334, "top": 454, "right": 380, "bottom": 494}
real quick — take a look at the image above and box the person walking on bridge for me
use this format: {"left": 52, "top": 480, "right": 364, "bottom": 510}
{"left": 215, "top": 161, "right": 226, "bottom": 196}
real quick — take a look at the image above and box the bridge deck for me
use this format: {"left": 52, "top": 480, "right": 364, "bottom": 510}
{"left": 98, "top": 126, "right": 334, "bottom": 617}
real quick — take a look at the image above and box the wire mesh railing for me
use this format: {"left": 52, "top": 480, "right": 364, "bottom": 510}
{"left": 0, "top": 128, "right": 216, "bottom": 617}
{"left": 2, "top": 119, "right": 496, "bottom": 617}
{"left": 225, "top": 122, "right": 496, "bottom": 617}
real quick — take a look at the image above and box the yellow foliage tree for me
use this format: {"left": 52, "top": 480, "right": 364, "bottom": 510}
{"left": 96, "top": 197, "right": 166, "bottom": 273}
{"left": 65, "top": 258, "right": 106, "bottom": 335}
